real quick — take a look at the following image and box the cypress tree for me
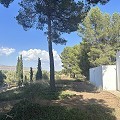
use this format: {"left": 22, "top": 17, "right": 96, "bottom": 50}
{"left": 16, "top": 57, "right": 20, "bottom": 80}
{"left": 19, "top": 54, "right": 23, "bottom": 83}
{"left": 30, "top": 67, "right": 33, "bottom": 83}
{"left": 16, "top": 55, "right": 23, "bottom": 86}
{"left": 0, "top": 71, "right": 6, "bottom": 86}
{"left": 36, "top": 58, "right": 42, "bottom": 80}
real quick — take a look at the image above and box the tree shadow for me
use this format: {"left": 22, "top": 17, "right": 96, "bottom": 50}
{"left": 56, "top": 79, "right": 98, "bottom": 93}
{"left": 51, "top": 96, "right": 116, "bottom": 120}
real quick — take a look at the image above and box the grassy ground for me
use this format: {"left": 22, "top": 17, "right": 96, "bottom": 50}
{"left": 0, "top": 80, "right": 118, "bottom": 120}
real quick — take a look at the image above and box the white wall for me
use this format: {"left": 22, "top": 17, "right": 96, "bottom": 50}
{"left": 116, "top": 51, "right": 120, "bottom": 91}
{"left": 90, "top": 65, "right": 116, "bottom": 90}
{"left": 90, "top": 51, "right": 120, "bottom": 91}
{"left": 89, "top": 68, "right": 94, "bottom": 84}
{"left": 102, "top": 65, "right": 116, "bottom": 90}
{"left": 90, "top": 66, "right": 103, "bottom": 89}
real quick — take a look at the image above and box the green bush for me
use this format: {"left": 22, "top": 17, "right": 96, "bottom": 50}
{"left": 0, "top": 82, "right": 50, "bottom": 101}
{"left": 0, "top": 89, "right": 24, "bottom": 101}
{"left": 0, "top": 71, "right": 6, "bottom": 86}
{"left": 1, "top": 99, "right": 90, "bottom": 120}
{"left": 0, "top": 99, "right": 116, "bottom": 120}
{"left": 55, "top": 74, "right": 61, "bottom": 80}
{"left": 42, "top": 71, "right": 49, "bottom": 80}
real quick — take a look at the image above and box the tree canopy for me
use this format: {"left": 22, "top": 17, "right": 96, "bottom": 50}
{"left": 0, "top": 0, "right": 14, "bottom": 7}
{"left": 61, "top": 8, "right": 120, "bottom": 80}
{"left": 78, "top": 7, "right": 120, "bottom": 45}
{"left": 86, "top": 0, "right": 110, "bottom": 5}
{"left": 0, "top": 0, "right": 110, "bottom": 8}
{"left": 16, "top": 0, "right": 85, "bottom": 41}
{"left": 61, "top": 45, "right": 81, "bottom": 78}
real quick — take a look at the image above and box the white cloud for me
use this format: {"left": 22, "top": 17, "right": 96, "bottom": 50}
{"left": 0, "top": 47, "right": 15, "bottom": 56}
{"left": 19, "top": 49, "right": 62, "bottom": 71}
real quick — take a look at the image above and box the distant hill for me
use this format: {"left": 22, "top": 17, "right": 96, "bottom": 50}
{"left": 0, "top": 65, "right": 36, "bottom": 71}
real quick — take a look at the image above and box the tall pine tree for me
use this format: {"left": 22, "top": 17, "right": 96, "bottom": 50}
{"left": 36, "top": 58, "right": 42, "bottom": 80}
{"left": 16, "top": 0, "right": 87, "bottom": 91}
{"left": 79, "top": 41, "right": 90, "bottom": 80}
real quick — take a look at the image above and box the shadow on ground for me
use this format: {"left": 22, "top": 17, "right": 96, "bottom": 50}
{"left": 56, "top": 79, "right": 98, "bottom": 93}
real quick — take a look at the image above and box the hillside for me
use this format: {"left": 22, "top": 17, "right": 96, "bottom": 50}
{"left": 0, "top": 65, "right": 36, "bottom": 71}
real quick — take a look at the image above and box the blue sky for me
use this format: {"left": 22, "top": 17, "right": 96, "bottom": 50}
{"left": 0, "top": 0, "right": 120, "bottom": 71}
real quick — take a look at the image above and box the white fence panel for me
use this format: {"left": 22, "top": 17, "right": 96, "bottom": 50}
{"left": 90, "top": 66, "right": 102, "bottom": 89}
{"left": 102, "top": 65, "right": 116, "bottom": 90}
{"left": 90, "top": 65, "right": 116, "bottom": 90}
{"left": 116, "top": 51, "right": 120, "bottom": 91}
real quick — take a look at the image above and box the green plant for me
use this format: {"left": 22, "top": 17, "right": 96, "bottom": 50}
{"left": 1, "top": 98, "right": 115, "bottom": 120}
{"left": 42, "top": 71, "right": 49, "bottom": 80}
{"left": 0, "top": 70, "right": 6, "bottom": 86}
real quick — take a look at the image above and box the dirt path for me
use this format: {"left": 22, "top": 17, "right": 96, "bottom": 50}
{"left": 33, "top": 81, "right": 120, "bottom": 119}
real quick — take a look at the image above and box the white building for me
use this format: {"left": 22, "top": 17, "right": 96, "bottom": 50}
{"left": 89, "top": 51, "right": 120, "bottom": 91}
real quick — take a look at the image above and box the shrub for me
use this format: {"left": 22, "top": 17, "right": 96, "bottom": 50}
{"left": 0, "top": 70, "right": 6, "bottom": 86}
{"left": 2, "top": 99, "right": 90, "bottom": 120}
{"left": 42, "top": 71, "right": 49, "bottom": 80}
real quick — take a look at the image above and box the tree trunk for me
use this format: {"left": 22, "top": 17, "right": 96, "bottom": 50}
{"left": 48, "top": 18, "right": 56, "bottom": 91}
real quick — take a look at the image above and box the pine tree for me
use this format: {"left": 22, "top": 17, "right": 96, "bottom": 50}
{"left": 16, "top": 0, "right": 87, "bottom": 91}
{"left": 36, "top": 58, "right": 42, "bottom": 80}
{"left": 30, "top": 67, "right": 33, "bottom": 83}
{"left": 61, "top": 45, "right": 80, "bottom": 78}
{"left": 79, "top": 41, "right": 90, "bottom": 80}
